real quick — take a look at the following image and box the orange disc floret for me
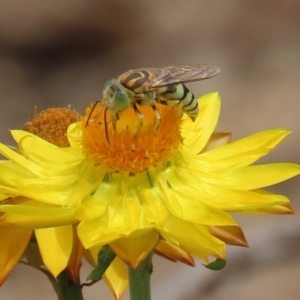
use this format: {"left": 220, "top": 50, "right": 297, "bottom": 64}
{"left": 24, "top": 107, "right": 81, "bottom": 148}
{"left": 82, "top": 102, "right": 183, "bottom": 173}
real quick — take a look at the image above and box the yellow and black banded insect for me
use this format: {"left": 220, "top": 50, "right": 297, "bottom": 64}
{"left": 89, "top": 64, "right": 220, "bottom": 143}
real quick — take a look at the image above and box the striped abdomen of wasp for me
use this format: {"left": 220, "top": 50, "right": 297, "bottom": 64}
{"left": 88, "top": 64, "right": 220, "bottom": 144}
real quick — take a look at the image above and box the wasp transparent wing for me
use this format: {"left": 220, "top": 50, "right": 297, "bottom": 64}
{"left": 149, "top": 64, "right": 220, "bottom": 87}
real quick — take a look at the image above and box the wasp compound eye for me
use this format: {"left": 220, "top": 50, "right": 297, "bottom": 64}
{"left": 113, "top": 90, "right": 131, "bottom": 112}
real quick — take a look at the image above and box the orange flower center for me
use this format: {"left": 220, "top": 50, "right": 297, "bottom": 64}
{"left": 24, "top": 107, "right": 81, "bottom": 147}
{"left": 82, "top": 102, "right": 183, "bottom": 173}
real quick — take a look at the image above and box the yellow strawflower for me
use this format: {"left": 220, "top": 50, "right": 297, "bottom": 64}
{"left": 0, "top": 107, "right": 83, "bottom": 284}
{"left": 0, "top": 93, "right": 298, "bottom": 299}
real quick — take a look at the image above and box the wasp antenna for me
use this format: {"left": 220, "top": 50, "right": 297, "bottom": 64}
{"left": 104, "top": 106, "right": 110, "bottom": 145}
{"left": 86, "top": 101, "right": 100, "bottom": 127}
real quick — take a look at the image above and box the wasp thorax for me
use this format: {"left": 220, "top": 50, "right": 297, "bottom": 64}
{"left": 82, "top": 102, "right": 183, "bottom": 174}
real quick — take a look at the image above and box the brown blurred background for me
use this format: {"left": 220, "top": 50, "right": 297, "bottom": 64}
{"left": 1, "top": 1, "right": 300, "bottom": 299}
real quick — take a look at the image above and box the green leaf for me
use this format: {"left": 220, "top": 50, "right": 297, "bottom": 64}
{"left": 87, "top": 246, "right": 116, "bottom": 281}
{"left": 204, "top": 258, "right": 226, "bottom": 271}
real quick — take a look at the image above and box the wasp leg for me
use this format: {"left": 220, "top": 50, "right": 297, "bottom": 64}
{"left": 151, "top": 105, "right": 161, "bottom": 132}
{"left": 86, "top": 101, "right": 101, "bottom": 127}
{"left": 131, "top": 103, "right": 144, "bottom": 151}
{"left": 112, "top": 112, "right": 119, "bottom": 140}
{"left": 104, "top": 106, "right": 111, "bottom": 144}
{"left": 104, "top": 111, "right": 123, "bottom": 145}
{"left": 133, "top": 103, "right": 144, "bottom": 133}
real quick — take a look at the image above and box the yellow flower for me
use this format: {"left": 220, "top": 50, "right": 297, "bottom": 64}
{"left": 76, "top": 93, "right": 298, "bottom": 259}
{"left": 0, "top": 107, "right": 83, "bottom": 285}
{"left": 0, "top": 93, "right": 299, "bottom": 299}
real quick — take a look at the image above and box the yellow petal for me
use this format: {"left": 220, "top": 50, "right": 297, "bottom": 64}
{"left": 219, "top": 163, "right": 300, "bottom": 190}
{"left": 35, "top": 225, "right": 73, "bottom": 276}
{"left": 178, "top": 162, "right": 300, "bottom": 192}
{"left": 11, "top": 130, "right": 83, "bottom": 166}
{"left": 67, "top": 122, "right": 82, "bottom": 149}
{"left": 138, "top": 187, "right": 168, "bottom": 227}
{"left": 75, "top": 182, "right": 110, "bottom": 221}
{"left": 164, "top": 167, "right": 290, "bottom": 210}
{"left": 0, "top": 131, "right": 83, "bottom": 177}
{"left": 75, "top": 196, "right": 107, "bottom": 222}
{"left": 0, "top": 159, "right": 102, "bottom": 207}
{"left": 182, "top": 93, "right": 221, "bottom": 154}
{"left": 0, "top": 160, "right": 33, "bottom": 183}
{"left": 248, "top": 203, "right": 294, "bottom": 214}
{"left": 155, "top": 240, "right": 195, "bottom": 266}
{"left": 208, "top": 226, "right": 248, "bottom": 247}
{"left": 0, "top": 142, "right": 44, "bottom": 177}
{"left": 157, "top": 178, "right": 237, "bottom": 226}
{"left": 201, "top": 129, "right": 291, "bottom": 169}
{"left": 78, "top": 193, "right": 143, "bottom": 248}
{"left": 78, "top": 216, "right": 131, "bottom": 249}
{"left": 103, "top": 257, "right": 128, "bottom": 300}
{"left": 0, "top": 200, "right": 76, "bottom": 229}
{"left": 201, "top": 132, "right": 231, "bottom": 153}
{"left": 235, "top": 191, "right": 294, "bottom": 214}
{"left": 109, "top": 229, "right": 159, "bottom": 268}
{"left": 0, "top": 227, "right": 32, "bottom": 285}
{"left": 213, "top": 186, "right": 288, "bottom": 210}
{"left": 0, "top": 191, "right": 8, "bottom": 201}
{"left": 65, "top": 162, "right": 105, "bottom": 208}
{"left": 158, "top": 215, "right": 226, "bottom": 262}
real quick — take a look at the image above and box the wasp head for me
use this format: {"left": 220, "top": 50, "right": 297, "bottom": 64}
{"left": 103, "top": 79, "right": 130, "bottom": 117}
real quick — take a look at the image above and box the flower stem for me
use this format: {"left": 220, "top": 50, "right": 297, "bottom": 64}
{"left": 128, "top": 251, "right": 153, "bottom": 300}
{"left": 56, "top": 271, "right": 84, "bottom": 300}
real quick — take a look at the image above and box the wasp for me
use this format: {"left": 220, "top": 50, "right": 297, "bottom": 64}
{"left": 88, "top": 64, "right": 220, "bottom": 143}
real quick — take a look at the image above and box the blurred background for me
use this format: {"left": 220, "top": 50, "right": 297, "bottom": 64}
{"left": 1, "top": 1, "right": 300, "bottom": 299}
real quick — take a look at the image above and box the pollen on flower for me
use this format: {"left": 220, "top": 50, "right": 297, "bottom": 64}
{"left": 24, "top": 106, "right": 81, "bottom": 148}
{"left": 82, "top": 102, "right": 183, "bottom": 173}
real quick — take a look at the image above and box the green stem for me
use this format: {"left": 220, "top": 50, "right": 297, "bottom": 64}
{"left": 128, "top": 251, "right": 153, "bottom": 300}
{"left": 56, "top": 271, "right": 84, "bottom": 300}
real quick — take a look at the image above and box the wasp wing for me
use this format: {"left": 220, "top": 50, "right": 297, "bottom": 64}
{"left": 149, "top": 64, "right": 220, "bottom": 88}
